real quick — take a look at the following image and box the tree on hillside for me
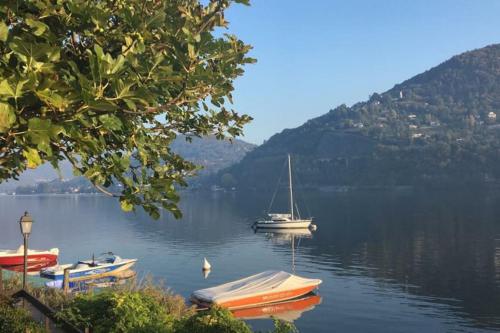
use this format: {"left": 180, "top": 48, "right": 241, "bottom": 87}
{"left": 0, "top": 0, "right": 254, "bottom": 218}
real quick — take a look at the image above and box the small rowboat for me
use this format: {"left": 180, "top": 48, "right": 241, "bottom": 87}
{"left": 191, "top": 270, "right": 321, "bottom": 310}
{"left": 0, "top": 246, "right": 59, "bottom": 267}
{"left": 40, "top": 253, "right": 137, "bottom": 281}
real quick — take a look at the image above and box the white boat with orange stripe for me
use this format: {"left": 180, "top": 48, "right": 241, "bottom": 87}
{"left": 190, "top": 270, "right": 321, "bottom": 310}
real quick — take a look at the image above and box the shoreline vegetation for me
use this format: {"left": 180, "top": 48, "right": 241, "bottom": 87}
{"left": 0, "top": 274, "right": 297, "bottom": 333}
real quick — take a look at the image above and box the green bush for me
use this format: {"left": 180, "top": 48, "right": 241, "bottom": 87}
{"left": 0, "top": 296, "right": 46, "bottom": 333}
{"left": 175, "top": 306, "right": 253, "bottom": 333}
{"left": 58, "top": 291, "right": 298, "bottom": 333}
{"left": 58, "top": 290, "right": 176, "bottom": 333}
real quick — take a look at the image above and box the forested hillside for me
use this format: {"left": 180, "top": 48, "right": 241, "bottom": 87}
{"left": 222, "top": 44, "right": 500, "bottom": 189}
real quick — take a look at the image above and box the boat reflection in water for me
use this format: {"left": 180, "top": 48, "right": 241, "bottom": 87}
{"left": 1, "top": 260, "right": 58, "bottom": 275}
{"left": 45, "top": 269, "right": 136, "bottom": 292}
{"left": 231, "top": 294, "right": 322, "bottom": 321}
{"left": 254, "top": 227, "right": 312, "bottom": 242}
{"left": 255, "top": 226, "right": 314, "bottom": 274}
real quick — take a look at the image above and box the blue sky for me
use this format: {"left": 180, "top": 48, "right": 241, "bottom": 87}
{"left": 223, "top": 0, "right": 500, "bottom": 144}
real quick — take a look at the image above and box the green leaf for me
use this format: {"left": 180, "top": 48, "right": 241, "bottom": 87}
{"left": 0, "top": 21, "right": 8, "bottom": 42}
{"left": 36, "top": 89, "right": 67, "bottom": 109}
{"left": 23, "top": 148, "right": 42, "bottom": 169}
{"left": 0, "top": 103, "right": 16, "bottom": 133}
{"left": 9, "top": 37, "right": 31, "bottom": 61}
{"left": 0, "top": 80, "right": 14, "bottom": 97}
{"left": 88, "top": 100, "right": 117, "bottom": 111}
{"left": 14, "top": 79, "right": 28, "bottom": 100}
{"left": 120, "top": 199, "right": 134, "bottom": 212}
{"left": 94, "top": 44, "right": 104, "bottom": 60}
{"left": 109, "top": 55, "right": 126, "bottom": 74}
{"left": 26, "top": 18, "right": 48, "bottom": 36}
{"left": 188, "top": 44, "right": 196, "bottom": 58}
{"left": 28, "top": 118, "right": 52, "bottom": 154}
{"left": 99, "top": 114, "right": 122, "bottom": 131}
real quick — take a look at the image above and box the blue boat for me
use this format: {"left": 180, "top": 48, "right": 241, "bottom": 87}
{"left": 40, "top": 253, "right": 137, "bottom": 281}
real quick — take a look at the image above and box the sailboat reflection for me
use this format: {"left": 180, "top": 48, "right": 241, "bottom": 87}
{"left": 231, "top": 294, "right": 322, "bottom": 321}
{"left": 255, "top": 227, "right": 313, "bottom": 274}
{"left": 254, "top": 228, "right": 312, "bottom": 242}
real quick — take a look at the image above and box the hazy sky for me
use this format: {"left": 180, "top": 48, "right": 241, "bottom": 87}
{"left": 223, "top": 0, "right": 500, "bottom": 144}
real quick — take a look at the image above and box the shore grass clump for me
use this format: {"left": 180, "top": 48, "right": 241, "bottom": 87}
{"left": 59, "top": 289, "right": 177, "bottom": 333}
{"left": 174, "top": 306, "right": 253, "bottom": 333}
{"left": 0, "top": 294, "right": 46, "bottom": 333}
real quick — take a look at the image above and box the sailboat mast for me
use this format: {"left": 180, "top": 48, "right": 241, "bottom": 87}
{"left": 288, "top": 154, "right": 294, "bottom": 220}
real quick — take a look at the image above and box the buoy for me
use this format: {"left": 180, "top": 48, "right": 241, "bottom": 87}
{"left": 202, "top": 257, "right": 211, "bottom": 271}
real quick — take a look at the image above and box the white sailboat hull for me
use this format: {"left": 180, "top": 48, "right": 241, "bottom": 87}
{"left": 255, "top": 220, "right": 312, "bottom": 229}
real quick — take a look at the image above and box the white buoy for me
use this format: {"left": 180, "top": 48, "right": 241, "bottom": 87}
{"left": 202, "top": 257, "right": 211, "bottom": 271}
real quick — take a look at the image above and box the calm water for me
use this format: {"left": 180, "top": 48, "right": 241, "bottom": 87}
{"left": 1, "top": 190, "right": 500, "bottom": 332}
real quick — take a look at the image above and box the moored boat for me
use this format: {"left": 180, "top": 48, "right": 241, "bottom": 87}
{"left": 191, "top": 270, "right": 321, "bottom": 310}
{"left": 254, "top": 155, "right": 312, "bottom": 229}
{"left": 255, "top": 215, "right": 312, "bottom": 229}
{"left": 0, "top": 245, "right": 59, "bottom": 267}
{"left": 40, "top": 253, "right": 137, "bottom": 281}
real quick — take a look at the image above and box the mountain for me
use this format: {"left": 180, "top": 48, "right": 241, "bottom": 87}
{"left": 1, "top": 136, "right": 255, "bottom": 193}
{"left": 222, "top": 44, "right": 500, "bottom": 189}
{"left": 170, "top": 135, "right": 256, "bottom": 176}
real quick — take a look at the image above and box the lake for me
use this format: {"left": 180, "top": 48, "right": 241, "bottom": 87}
{"left": 1, "top": 189, "right": 500, "bottom": 333}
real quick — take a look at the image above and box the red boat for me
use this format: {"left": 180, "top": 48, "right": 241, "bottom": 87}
{"left": 0, "top": 245, "right": 59, "bottom": 267}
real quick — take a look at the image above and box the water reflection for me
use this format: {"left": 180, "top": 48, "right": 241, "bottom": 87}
{"left": 1, "top": 260, "right": 57, "bottom": 274}
{"left": 232, "top": 294, "right": 321, "bottom": 321}
{"left": 45, "top": 269, "right": 136, "bottom": 292}
{"left": 254, "top": 228, "right": 313, "bottom": 242}
{"left": 285, "top": 189, "right": 500, "bottom": 330}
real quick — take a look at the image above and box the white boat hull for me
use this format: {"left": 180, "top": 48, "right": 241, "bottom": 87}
{"left": 191, "top": 270, "right": 322, "bottom": 310}
{"left": 255, "top": 220, "right": 312, "bottom": 229}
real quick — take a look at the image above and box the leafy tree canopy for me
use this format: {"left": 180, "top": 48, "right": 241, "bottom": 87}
{"left": 0, "top": 0, "right": 254, "bottom": 218}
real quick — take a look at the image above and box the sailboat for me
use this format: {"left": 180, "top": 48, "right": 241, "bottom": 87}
{"left": 254, "top": 154, "right": 312, "bottom": 229}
